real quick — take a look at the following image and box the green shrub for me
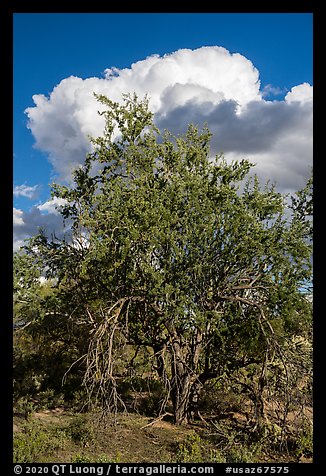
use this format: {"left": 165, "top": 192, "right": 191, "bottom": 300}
{"left": 209, "top": 444, "right": 259, "bottom": 463}
{"left": 226, "top": 444, "right": 258, "bottom": 463}
{"left": 69, "top": 389, "right": 89, "bottom": 411}
{"left": 13, "top": 421, "right": 65, "bottom": 463}
{"left": 71, "top": 453, "right": 94, "bottom": 463}
{"left": 65, "top": 415, "right": 95, "bottom": 446}
{"left": 200, "top": 382, "right": 243, "bottom": 415}
{"left": 71, "top": 452, "right": 121, "bottom": 463}
{"left": 34, "top": 389, "right": 66, "bottom": 410}
{"left": 96, "top": 453, "right": 121, "bottom": 463}
{"left": 175, "top": 432, "right": 203, "bottom": 463}
{"left": 294, "top": 423, "right": 313, "bottom": 459}
{"left": 14, "top": 398, "right": 36, "bottom": 420}
{"left": 206, "top": 419, "right": 262, "bottom": 463}
{"left": 209, "top": 449, "right": 227, "bottom": 463}
{"left": 121, "top": 376, "right": 167, "bottom": 416}
{"left": 137, "top": 393, "right": 163, "bottom": 417}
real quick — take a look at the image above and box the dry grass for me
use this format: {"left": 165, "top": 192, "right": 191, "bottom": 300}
{"left": 13, "top": 406, "right": 313, "bottom": 464}
{"left": 13, "top": 410, "right": 193, "bottom": 463}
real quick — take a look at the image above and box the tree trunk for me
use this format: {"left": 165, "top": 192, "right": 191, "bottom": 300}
{"left": 253, "top": 394, "right": 265, "bottom": 426}
{"left": 167, "top": 326, "right": 204, "bottom": 425}
{"left": 170, "top": 338, "right": 195, "bottom": 425}
{"left": 249, "top": 377, "right": 267, "bottom": 431}
{"left": 153, "top": 343, "right": 168, "bottom": 383}
{"left": 171, "top": 373, "right": 194, "bottom": 425}
{"left": 253, "top": 363, "right": 267, "bottom": 429}
{"left": 152, "top": 341, "right": 194, "bottom": 423}
{"left": 188, "top": 379, "right": 203, "bottom": 420}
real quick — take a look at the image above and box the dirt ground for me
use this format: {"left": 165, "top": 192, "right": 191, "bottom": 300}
{"left": 13, "top": 407, "right": 313, "bottom": 463}
{"left": 14, "top": 410, "right": 195, "bottom": 463}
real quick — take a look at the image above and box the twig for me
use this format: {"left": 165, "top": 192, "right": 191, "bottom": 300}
{"left": 197, "top": 411, "right": 210, "bottom": 427}
{"left": 140, "top": 412, "right": 173, "bottom": 429}
{"left": 14, "top": 321, "right": 32, "bottom": 332}
{"left": 62, "top": 353, "right": 88, "bottom": 385}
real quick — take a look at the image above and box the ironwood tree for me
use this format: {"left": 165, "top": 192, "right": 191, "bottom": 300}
{"left": 18, "top": 94, "right": 312, "bottom": 425}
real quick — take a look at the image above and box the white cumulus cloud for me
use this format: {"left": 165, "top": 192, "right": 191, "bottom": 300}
{"left": 285, "top": 82, "right": 313, "bottom": 104}
{"left": 37, "top": 197, "right": 67, "bottom": 214}
{"left": 25, "top": 46, "right": 264, "bottom": 182}
{"left": 13, "top": 199, "right": 70, "bottom": 251}
{"left": 25, "top": 46, "right": 312, "bottom": 195}
{"left": 14, "top": 184, "right": 40, "bottom": 199}
{"left": 13, "top": 208, "right": 25, "bottom": 226}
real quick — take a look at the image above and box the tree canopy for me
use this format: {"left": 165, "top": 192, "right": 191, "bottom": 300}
{"left": 14, "top": 94, "right": 312, "bottom": 427}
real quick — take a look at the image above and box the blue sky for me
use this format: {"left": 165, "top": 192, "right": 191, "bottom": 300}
{"left": 13, "top": 13, "right": 313, "bottom": 250}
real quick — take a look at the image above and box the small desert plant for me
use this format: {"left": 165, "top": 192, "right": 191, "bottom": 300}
{"left": 175, "top": 431, "right": 203, "bottom": 463}
{"left": 71, "top": 452, "right": 121, "bottom": 463}
{"left": 13, "top": 421, "right": 65, "bottom": 463}
{"left": 65, "top": 415, "right": 95, "bottom": 446}
{"left": 294, "top": 422, "right": 313, "bottom": 459}
{"left": 15, "top": 397, "right": 36, "bottom": 420}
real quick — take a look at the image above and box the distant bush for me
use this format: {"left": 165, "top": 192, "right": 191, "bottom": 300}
{"left": 294, "top": 422, "right": 313, "bottom": 459}
{"left": 13, "top": 421, "right": 66, "bottom": 463}
{"left": 71, "top": 453, "right": 94, "bottom": 463}
{"left": 175, "top": 432, "right": 203, "bottom": 463}
{"left": 65, "top": 415, "right": 95, "bottom": 446}
{"left": 71, "top": 452, "right": 121, "bottom": 463}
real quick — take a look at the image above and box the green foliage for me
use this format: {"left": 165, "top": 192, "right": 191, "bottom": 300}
{"left": 174, "top": 428, "right": 262, "bottom": 463}
{"left": 13, "top": 421, "right": 66, "bottom": 463}
{"left": 71, "top": 452, "right": 121, "bottom": 463}
{"left": 65, "top": 415, "right": 95, "bottom": 446}
{"left": 175, "top": 432, "right": 204, "bottom": 463}
{"left": 34, "top": 390, "right": 66, "bottom": 410}
{"left": 294, "top": 422, "right": 313, "bottom": 459}
{"left": 118, "top": 376, "right": 166, "bottom": 416}
{"left": 13, "top": 327, "right": 85, "bottom": 407}
{"left": 96, "top": 453, "right": 122, "bottom": 463}
{"left": 71, "top": 453, "right": 94, "bottom": 463}
{"left": 14, "top": 93, "right": 313, "bottom": 429}
{"left": 223, "top": 445, "right": 260, "bottom": 464}
{"left": 14, "top": 398, "right": 36, "bottom": 420}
